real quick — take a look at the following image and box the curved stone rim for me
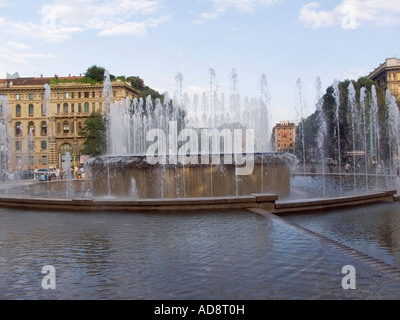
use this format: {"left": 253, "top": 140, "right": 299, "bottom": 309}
{"left": 0, "top": 190, "right": 396, "bottom": 213}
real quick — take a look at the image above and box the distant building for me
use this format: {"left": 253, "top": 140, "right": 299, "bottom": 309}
{"left": 273, "top": 121, "right": 297, "bottom": 153}
{"left": 0, "top": 73, "right": 139, "bottom": 172}
{"left": 368, "top": 57, "right": 400, "bottom": 100}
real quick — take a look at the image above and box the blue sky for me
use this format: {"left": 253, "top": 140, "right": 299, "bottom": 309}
{"left": 0, "top": 0, "right": 399, "bottom": 127}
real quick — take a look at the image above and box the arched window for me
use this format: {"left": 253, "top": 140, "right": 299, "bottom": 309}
{"left": 57, "top": 122, "right": 61, "bottom": 134}
{"left": 63, "top": 103, "right": 68, "bottom": 113}
{"left": 41, "top": 121, "right": 47, "bottom": 136}
{"left": 63, "top": 121, "right": 69, "bottom": 134}
{"left": 29, "top": 104, "right": 34, "bottom": 116}
{"left": 15, "top": 122, "right": 22, "bottom": 136}
{"left": 28, "top": 121, "right": 35, "bottom": 136}
{"left": 16, "top": 104, "right": 21, "bottom": 116}
{"left": 60, "top": 143, "right": 73, "bottom": 163}
{"left": 84, "top": 102, "right": 89, "bottom": 113}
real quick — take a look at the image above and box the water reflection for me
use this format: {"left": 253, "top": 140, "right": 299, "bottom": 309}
{"left": 0, "top": 207, "right": 399, "bottom": 299}
{"left": 283, "top": 202, "right": 400, "bottom": 269}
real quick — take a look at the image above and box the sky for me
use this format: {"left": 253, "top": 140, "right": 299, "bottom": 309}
{"left": 0, "top": 0, "right": 399, "bottom": 127}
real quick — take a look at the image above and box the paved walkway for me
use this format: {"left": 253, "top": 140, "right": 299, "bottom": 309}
{"left": 0, "top": 179, "right": 38, "bottom": 191}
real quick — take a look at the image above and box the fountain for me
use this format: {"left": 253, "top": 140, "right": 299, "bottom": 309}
{"left": 87, "top": 69, "right": 296, "bottom": 200}
{"left": 1, "top": 70, "right": 400, "bottom": 301}
{"left": 0, "top": 70, "right": 398, "bottom": 213}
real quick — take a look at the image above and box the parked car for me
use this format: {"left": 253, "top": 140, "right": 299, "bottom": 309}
{"left": 17, "top": 170, "right": 34, "bottom": 180}
{"left": 37, "top": 168, "right": 56, "bottom": 181}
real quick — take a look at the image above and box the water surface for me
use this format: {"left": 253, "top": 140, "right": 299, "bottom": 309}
{"left": 1, "top": 207, "right": 399, "bottom": 299}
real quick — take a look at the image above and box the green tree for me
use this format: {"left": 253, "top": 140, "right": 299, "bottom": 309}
{"left": 295, "top": 111, "right": 319, "bottom": 161}
{"left": 296, "top": 77, "right": 392, "bottom": 167}
{"left": 85, "top": 65, "right": 115, "bottom": 82}
{"left": 79, "top": 112, "right": 107, "bottom": 157}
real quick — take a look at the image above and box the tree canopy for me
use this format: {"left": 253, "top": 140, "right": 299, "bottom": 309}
{"left": 294, "top": 76, "right": 396, "bottom": 167}
{"left": 84, "top": 65, "right": 116, "bottom": 82}
{"left": 79, "top": 112, "right": 107, "bottom": 157}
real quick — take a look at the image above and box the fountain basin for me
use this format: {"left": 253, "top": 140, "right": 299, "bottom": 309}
{"left": 86, "top": 152, "right": 297, "bottom": 198}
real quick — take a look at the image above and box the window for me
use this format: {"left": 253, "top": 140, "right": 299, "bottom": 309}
{"left": 28, "top": 122, "right": 35, "bottom": 136}
{"left": 41, "top": 121, "right": 47, "bottom": 136}
{"left": 15, "top": 122, "right": 22, "bottom": 136}
{"left": 16, "top": 94, "right": 22, "bottom": 100}
{"left": 57, "top": 104, "right": 61, "bottom": 113}
{"left": 29, "top": 104, "right": 34, "bottom": 116}
{"left": 78, "top": 103, "right": 82, "bottom": 113}
{"left": 64, "top": 93, "right": 69, "bottom": 99}
{"left": 78, "top": 92, "right": 81, "bottom": 98}
{"left": 16, "top": 104, "right": 21, "bottom": 116}
{"left": 57, "top": 122, "right": 61, "bottom": 134}
{"left": 63, "top": 103, "right": 68, "bottom": 113}
{"left": 42, "top": 156, "right": 48, "bottom": 165}
{"left": 92, "top": 102, "right": 95, "bottom": 113}
{"left": 78, "top": 122, "right": 82, "bottom": 131}
{"left": 71, "top": 104, "right": 75, "bottom": 113}
{"left": 41, "top": 93, "right": 45, "bottom": 99}
{"left": 15, "top": 141, "right": 22, "bottom": 151}
{"left": 84, "top": 102, "right": 89, "bottom": 113}
{"left": 41, "top": 140, "right": 47, "bottom": 150}
{"left": 29, "top": 156, "right": 34, "bottom": 166}
{"left": 29, "top": 93, "right": 35, "bottom": 100}
{"left": 72, "top": 92, "right": 75, "bottom": 99}
{"left": 84, "top": 92, "right": 89, "bottom": 98}
{"left": 63, "top": 121, "right": 69, "bottom": 134}
{"left": 61, "top": 144, "right": 73, "bottom": 157}
{"left": 71, "top": 122, "right": 75, "bottom": 134}
{"left": 92, "top": 91, "right": 95, "bottom": 98}
{"left": 41, "top": 104, "right": 46, "bottom": 115}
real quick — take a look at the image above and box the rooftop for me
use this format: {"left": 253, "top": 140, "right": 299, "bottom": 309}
{"left": 368, "top": 57, "right": 400, "bottom": 79}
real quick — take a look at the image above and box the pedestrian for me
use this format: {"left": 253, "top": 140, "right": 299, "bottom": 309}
{"left": 376, "top": 162, "right": 382, "bottom": 174}
{"left": 345, "top": 163, "right": 350, "bottom": 174}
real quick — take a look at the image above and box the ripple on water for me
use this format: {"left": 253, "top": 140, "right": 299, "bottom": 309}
{"left": 0, "top": 207, "right": 399, "bottom": 299}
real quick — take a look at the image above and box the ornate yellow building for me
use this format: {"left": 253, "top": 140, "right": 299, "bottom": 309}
{"left": 0, "top": 74, "right": 139, "bottom": 172}
{"left": 368, "top": 57, "right": 400, "bottom": 101}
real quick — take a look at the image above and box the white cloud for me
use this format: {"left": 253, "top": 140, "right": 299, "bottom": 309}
{"left": 299, "top": 0, "right": 400, "bottom": 29}
{"left": 0, "top": 0, "right": 168, "bottom": 42}
{"left": 0, "top": 42, "right": 56, "bottom": 64}
{"left": 7, "top": 41, "right": 30, "bottom": 51}
{"left": 0, "top": 0, "right": 10, "bottom": 7}
{"left": 196, "top": 0, "right": 281, "bottom": 23}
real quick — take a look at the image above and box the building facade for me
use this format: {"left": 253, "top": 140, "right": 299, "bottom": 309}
{"left": 368, "top": 57, "right": 400, "bottom": 101}
{"left": 273, "top": 121, "right": 297, "bottom": 153}
{"left": 0, "top": 74, "right": 139, "bottom": 172}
